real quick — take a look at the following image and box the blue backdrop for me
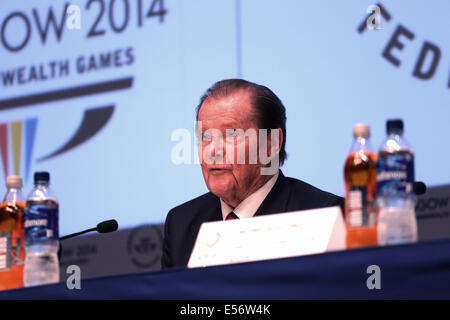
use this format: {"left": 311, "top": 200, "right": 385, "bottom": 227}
{"left": 0, "top": 0, "right": 448, "bottom": 235}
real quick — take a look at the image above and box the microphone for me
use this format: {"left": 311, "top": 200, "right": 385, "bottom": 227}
{"left": 414, "top": 181, "right": 427, "bottom": 195}
{"left": 58, "top": 219, "right": 118, "bottom": 261}
{"left": 59, "top": 219, "right": 119, "bottom": 241}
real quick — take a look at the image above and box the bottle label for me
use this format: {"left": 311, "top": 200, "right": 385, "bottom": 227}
{"left": 348, "top": 187, "right": 373, "bottom": 227}
{"left": 0, "top": 232, "right": 12, "bottom": 271}
{"left": 25, "top": 206, "right": 59, "bottom": 242}
{"left": 377, "top": 152, "right": 414, "bottom": 196}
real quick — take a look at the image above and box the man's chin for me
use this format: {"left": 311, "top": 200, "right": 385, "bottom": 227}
{"left": 206, "top": 179, "right": 234, "bottom": 199}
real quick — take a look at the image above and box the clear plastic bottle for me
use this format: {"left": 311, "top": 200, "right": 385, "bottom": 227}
{"left": 377, "top": 119, "right": 417, "bottom": 245}
{"left": 344, "top": 124, "right": 378, "bottom": 248}
{"left": 0, "top": 176, "right": 25, "bottom": 290}
{"left": 24, "top": 172, "right": 59, "bottom": 286}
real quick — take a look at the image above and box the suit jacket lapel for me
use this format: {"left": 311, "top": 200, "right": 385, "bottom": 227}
{"left": 254, "top": 170, "right": 291, "bottom": 217}
{"left": 190, "top": 195, "right": 222, "bottom": 238}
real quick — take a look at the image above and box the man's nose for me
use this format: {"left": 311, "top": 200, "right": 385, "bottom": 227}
{"left": 207, "top": 136, "right": 224, "bottom": 161}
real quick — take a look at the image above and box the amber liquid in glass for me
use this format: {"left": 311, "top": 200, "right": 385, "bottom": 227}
{"left": 344, "top": 151, "right": 378, "bottom": 248}
{"left": 0, "top": 201, "right": 25, "bottom": 290}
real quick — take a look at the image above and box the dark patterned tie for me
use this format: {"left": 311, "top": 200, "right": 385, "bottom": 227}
{"left": 226, "top": 211, "right": 239, "bottom": 220}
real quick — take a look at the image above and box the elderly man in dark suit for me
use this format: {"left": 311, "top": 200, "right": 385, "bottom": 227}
{"left": 162, "top": 79, "right": 343, "bottom": 268}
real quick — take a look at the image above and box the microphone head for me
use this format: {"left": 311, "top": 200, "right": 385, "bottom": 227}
{"left": 414, "top": 181, "right": 427, "bottom": 195}
{"left": 96, "top": 219, "right": 119, "bottom": 233}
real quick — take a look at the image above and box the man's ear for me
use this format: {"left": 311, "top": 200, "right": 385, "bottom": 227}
{"left": 260, "top": 129, "right": 281, "bottom": 175}
{"left": 269, "top": 128, "right": 282, "bottom": 158}
{"left": 277, "top": 128, "right": 283, "bottom": 156}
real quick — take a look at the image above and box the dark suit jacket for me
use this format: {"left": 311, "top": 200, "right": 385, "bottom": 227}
{"left": 161, "top": 170, "right": 344, "bottom": 268}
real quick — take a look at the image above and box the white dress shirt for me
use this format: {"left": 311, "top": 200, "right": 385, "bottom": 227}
{"left": 220, "top": 172, "right": 279, "bottom": 220}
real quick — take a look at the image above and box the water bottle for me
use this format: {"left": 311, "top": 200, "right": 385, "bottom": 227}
{"left": 377, "top": 119, "right": 417, "bottom": 245}
{"left": 344, "top": 124, "right": 378, "bottom": 248}
{"left": 24, "top": 172, "right": 59, "bottom": 286}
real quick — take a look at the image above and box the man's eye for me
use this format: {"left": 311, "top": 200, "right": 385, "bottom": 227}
{"left": 226, "top": 131, "right": 238, "bottom": 137}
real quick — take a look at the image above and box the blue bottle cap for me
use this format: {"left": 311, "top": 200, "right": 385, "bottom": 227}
{"left": 34, "top": 171, "right": 50, "bottom": 183}
{"left": 386, "top": 119, "right": 404, "bottom": 134}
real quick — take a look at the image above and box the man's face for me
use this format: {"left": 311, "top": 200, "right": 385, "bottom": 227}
{"left": 197, "top": 90, "right": 271, "bottom": 207}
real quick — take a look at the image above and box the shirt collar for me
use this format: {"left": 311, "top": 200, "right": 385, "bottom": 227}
{"left": 220, "top": 172, "right": 279, "bottom": 220}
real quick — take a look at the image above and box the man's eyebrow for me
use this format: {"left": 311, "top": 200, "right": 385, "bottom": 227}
{"left": 199, "top": 121, "right": 242, "bottom": 131}
{"left": 220, "top": 121, "right": 240, "bottom": 128}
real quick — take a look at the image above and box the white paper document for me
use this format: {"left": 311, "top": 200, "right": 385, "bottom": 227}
{"left": 188, "top": 206, "right": 346, "bottom": 268}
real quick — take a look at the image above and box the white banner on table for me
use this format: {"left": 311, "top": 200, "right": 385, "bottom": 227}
{"left": 188, "top": 206, "right": 346, "bottom": 268}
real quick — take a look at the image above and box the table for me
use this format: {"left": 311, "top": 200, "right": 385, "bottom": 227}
{"left": 1, "top": 238, "right": 449, "bottom": 299}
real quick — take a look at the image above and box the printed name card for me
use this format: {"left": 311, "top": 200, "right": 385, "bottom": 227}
{"left": 188, "top": 206, "right": 346, "bottom": 268}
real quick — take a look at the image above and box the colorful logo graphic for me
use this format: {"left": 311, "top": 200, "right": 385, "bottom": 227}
{"left": 0, "top": 118, "right": 38, "bottom": 183}
{"left": 0, "top": 77, "right": 133, "bottom": 183}
{"left": 0, "top": 106, "right": 114, "bottom": 183}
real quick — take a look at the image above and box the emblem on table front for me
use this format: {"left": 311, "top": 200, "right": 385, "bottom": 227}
{"left": 127, "top": 225, "right": 163, "bottom": 269}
